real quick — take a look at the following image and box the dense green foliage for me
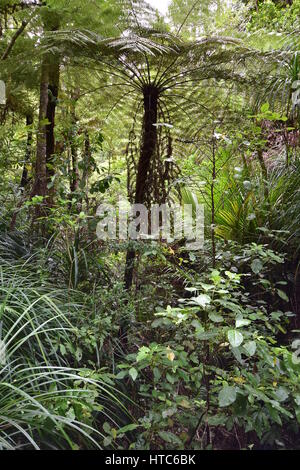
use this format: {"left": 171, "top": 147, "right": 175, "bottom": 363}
{"left": 0, "top": 0, "right": 299, "bottom": 451}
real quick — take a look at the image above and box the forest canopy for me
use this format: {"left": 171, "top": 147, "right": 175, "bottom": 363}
{"left": 0, "top": 0, "right": 300, "bottom": 452}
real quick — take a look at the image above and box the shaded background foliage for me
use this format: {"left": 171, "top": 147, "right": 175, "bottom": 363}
{"left": 0, "top": 0, "right": 299, "bottom": 450}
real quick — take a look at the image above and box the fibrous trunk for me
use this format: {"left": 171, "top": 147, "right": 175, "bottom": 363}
{"left": 32, "top": 8, "right": 60, "bottom": 220}
{"left": 124, "top": 85, "right": 159, "bottom": 289}
{"left": 135, "top": 85, "right": 159, "bottom": 204}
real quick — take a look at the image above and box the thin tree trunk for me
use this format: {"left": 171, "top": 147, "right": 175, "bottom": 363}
{"left": 124, "top": 249, "right": 136, "bottom": 290}
{"left": 45, "top": 55, "right": 60, "bottom": 204}
{"left": 70, "top": 143, "right": 79, "bottom": 193}
{"left": 69, "top": 90, "right": 80, "bottom": 195}
{"left": 32, "top": 60, "right": 48, "bottom": 202}
{"left": 31, "top": 8, "right": 60, "bottom": 217}
{"left": 20, "top": 113, "right": 33, "bottom": 188}
{"left": 10, "top": 113, "right": 33, "bottom": 229}
{"left": 211, "top": 134, "right": 216, "bottom": 268}
{"left": 81, "top": 130, "right": 91, "bottom": 210}
{"left": 124, "top": 84, "right": 159, "bottom": 289}
{"left": 45, "top": 10, "right": 60, "bottom": 207}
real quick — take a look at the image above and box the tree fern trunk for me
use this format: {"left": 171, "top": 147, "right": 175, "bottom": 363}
{"left": 124, "top": 85, "right": 159, "bottom": 290}
{"left": 135, "top": 85, "right": 159, "bottom": 204}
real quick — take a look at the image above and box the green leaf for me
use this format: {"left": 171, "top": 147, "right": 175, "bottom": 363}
{"left": 296, "top": 408, "right": 300, "bottom": 425}
{"left": 277, "top": 289, "right": 289, "bottom": 302}
{"left": 295, "top": 394, "right": 300, "bottom": 407}
{"left": 267, "top": 404, "right": 282, "bottom": 425}
{"left": 236, "top": 318, "right": 251, "bottom": 328}
{"left": 118, "top": 424, "right": 139, "bottom": 434}
{"left": 158, "top": 431, "right": 183, "bottom": 445}
{"left": 153, "top": 367, "right": 161, "bottom": 381}
{"left": 232, "top": 346, "right": 242, "bottom": 363}
{"left": 136, "top": 346, "right": 150, "bottom": 362}
{"left": 162, "top": 407, "right": 177, "bottom": 418}
{"left": 75, "top": 347, "right": 82, "bottom": 362}
{"left": 228, "top": 330, "right": 244, "bottom": 348}
{"left": 103, "top": 436, "right": 112, "bottom": 447}
{"left": 274, "top": 387, "right": 289, "bottom": 403}
{"left": 103, "top": 422, "right": 111, "bottom": 434}
{"left": 116, "top": 370, "right": 127, "bottom": 379}
{"left": 166, "top": 373, "right": 176, "bottom": 384}
{"left": 196, "top": 331, "right": 218, "bottom": 340}
{"left": 129, "top": 367, "right": 138, "bottom": 381}
{"left": 244, "top": 341, "right": 256, "bottom": 357}
{"left": 218, "top": 386, "right": 237, "bottom": 407}
{"left": 261, "top": 102, "right": 270, "bottom": 113}
{"left": 191, "top": 294, "right": 211, "bottom": 308}
{"left": 251, "top": 259, "right": 263, "bottom": 274}
{"left": 209, "top": 312, "right": 224, "bottom": 323}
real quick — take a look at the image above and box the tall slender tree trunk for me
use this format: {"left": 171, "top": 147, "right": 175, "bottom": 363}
{"left": 32, "top": 60, "right": 48, "bottom": 203}
{"left": 70, "top": 142, "right": 79, "bottom": 194}
{"left": 69, "top": 90, "right": 80, "bottom": 195}
{"left": 124, "top": 84, "right": 159, "bottom": 289}
{"left": 31, "top": 7, "right": 60, "bottom": 221}
{"left": 45, "top": 54, "right": 60, "bottom": 204}
{"left": 45, "top": 11, "right": 60, "bottom": 207}
{"left": 81, "top": 130, "right": 91, "bottom": 210}
{"left": 211, "top": 134, "right": 216, "bottom": 268}
{"left": 10, "top": 113, "right": 34, "bottom": 231}
{"left": 20, "top": 113, "right": 33, "bottom": 188}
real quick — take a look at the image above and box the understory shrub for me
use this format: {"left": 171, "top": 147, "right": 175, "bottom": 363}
{"left": 115, "top": 243, "right": 300, "bottom": 450}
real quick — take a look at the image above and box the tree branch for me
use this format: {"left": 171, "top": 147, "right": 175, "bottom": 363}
{"left": 1, "top": 10, "right": 36, "bottom": 61}
{"left": 1, "top": 20, "right": 28, "bottom": 60}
